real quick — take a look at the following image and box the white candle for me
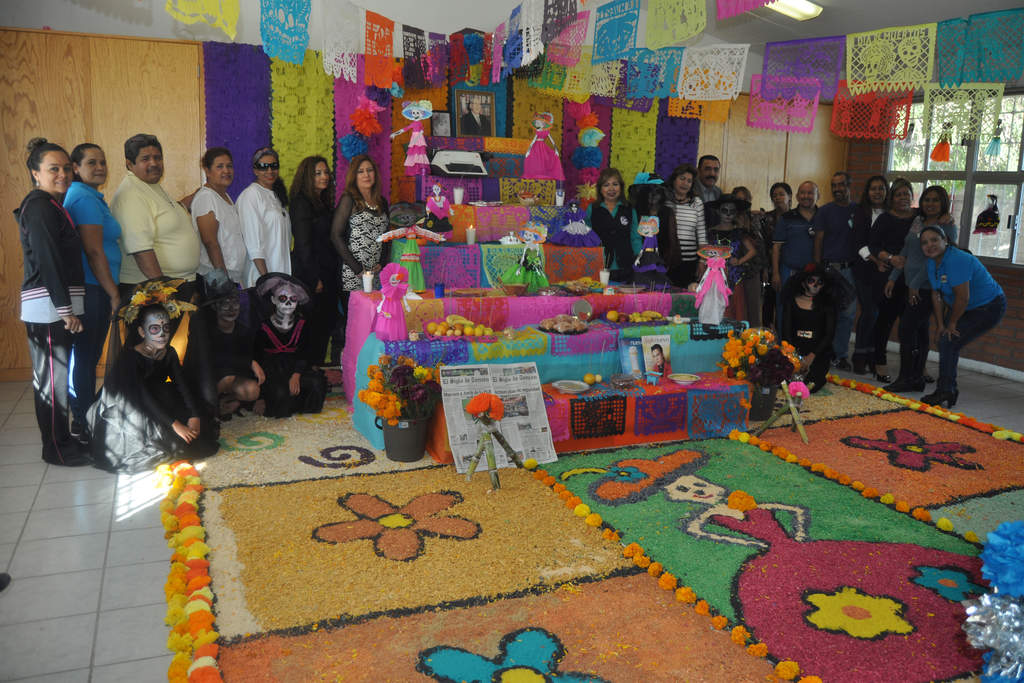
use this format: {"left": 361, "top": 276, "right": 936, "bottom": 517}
{"left": 599, "top": 269, "right": 610, "bottom": 286}
{"left": 362, "top": 271, "right": 374, "bottom": 293}
{"left": 466, "top": 226, "right": 476, "bottom": 245}
{"left": 453, "top": 187, "right": 465, "bottom": 204}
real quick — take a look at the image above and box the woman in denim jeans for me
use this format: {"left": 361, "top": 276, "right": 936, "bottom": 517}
{"left": 919, "top": 226, "right": 1006, "bottom": 408}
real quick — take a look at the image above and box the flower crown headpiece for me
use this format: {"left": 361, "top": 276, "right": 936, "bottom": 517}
{"left": 119, "top": 278, "right": 197, "bottom": 324}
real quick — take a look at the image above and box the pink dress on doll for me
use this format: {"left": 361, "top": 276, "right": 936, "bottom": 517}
{"left": 524, "top": 129, "right": 565, "bottom": 181}
{"left": 373, "top": 263, "right": 410, "bottom": 341}
{"left": 405, "top": 121, "right": 429, "bottom": 175}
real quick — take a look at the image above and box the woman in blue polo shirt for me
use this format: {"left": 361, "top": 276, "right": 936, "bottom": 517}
{"left": 63, "top": 143, "right": 122, "bottom": 440}
{"left": 919, "top": 226, "right": 1006, "bottom": 408}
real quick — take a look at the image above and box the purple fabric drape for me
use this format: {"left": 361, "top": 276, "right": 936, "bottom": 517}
{"left": 655, "top": 98, "right": 700, "bottom": 181}
{"left": 203, "top": 42, "right": 271, "bottom": 199}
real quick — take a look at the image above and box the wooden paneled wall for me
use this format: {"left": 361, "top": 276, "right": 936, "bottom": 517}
{"left": 699, "top": 95, "right": 849, "bottom": 209}
{"left": 0, "top": 28, "right": 204, "bottom": 379}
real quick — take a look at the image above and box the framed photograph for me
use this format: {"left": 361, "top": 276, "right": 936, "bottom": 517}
{"left": 455, "top": 89, "right": 495, "bottom": 137}
{"left": 431, "top": 111, "right": 451, "bottom": 137}
{"left": 642, "top": 335, "right": 672, "bottom": 379}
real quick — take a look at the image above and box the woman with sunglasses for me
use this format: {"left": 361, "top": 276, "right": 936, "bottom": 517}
{"left": 237, "top": 147, "right": 291, "bottom": 287}
{"left": 920, "top": 226, "right": 1006, "bottom": 408}
{"left": 780, "top": 264, "right": 854, "bottom": 393}
{"left": 252, "top": 272, "right": 327, "bottom": 417}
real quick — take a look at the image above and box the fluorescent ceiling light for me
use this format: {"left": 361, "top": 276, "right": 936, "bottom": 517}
{"left": 766, "top": 0, "right": 823, "bottom": 21}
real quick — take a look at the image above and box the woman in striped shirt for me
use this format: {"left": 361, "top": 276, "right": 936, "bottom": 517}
{"left": 667, "top": 164, "right": 707, "bottom": 288}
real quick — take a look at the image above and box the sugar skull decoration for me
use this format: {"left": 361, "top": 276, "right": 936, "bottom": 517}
{"left": 523, "top": 111, "right": 565, "bottom": 181}
{"left": 501, "top": 220, "right": 550, "bottom": 293}
{"left": 378, "top": 210, "right": 446, "bottom": 292}
{"left": 373, "top": 263, "right": 412, "bottom": 341}
{"left": 633, "top": 214, "right": 669, "bottom": 288}
{"left": 389, "top": 100, "right": 433, "bottom": 176}
{"left": 696, "top": 245, "right": 733, "bottom": 325}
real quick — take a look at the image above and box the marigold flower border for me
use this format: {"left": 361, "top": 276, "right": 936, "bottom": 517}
{"left": 524, "top": 461, "right": 815, "bottom": 683}
{"left": 826, "top": 373, "right": 1023, "bottom": 443}
{"left": 159, "top": 461, "right": 223, "bottom": 683}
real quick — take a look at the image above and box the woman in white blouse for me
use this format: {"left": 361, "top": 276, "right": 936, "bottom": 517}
{"left": 237, "top": 147, "right": 291, "bottom": 287}
{"left": 191, "top": 147, "right": 248, "bottom": 284}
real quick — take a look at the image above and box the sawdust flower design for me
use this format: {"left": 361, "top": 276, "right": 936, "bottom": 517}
{"left": 911, "top": 566, "right": 984, "bottom": 602}
{"left": 313, "top": 491, "right": 481, "bottom": 562}
{"left": 417, "top": 627, "right": 609, "bottom": 683}
{"left": 804, "top": 587, "right": 914, "bottom": 639}
{"left": 840, "top": 428, "right": 979, "bottom": 471}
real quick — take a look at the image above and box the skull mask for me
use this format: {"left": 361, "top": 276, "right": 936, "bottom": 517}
{"left": 717, "top": 202, "right": 737, "bottom": 224}
{"left": 139, "top": 309, "right": 171, "bottom": 352}
{"left": 271, "top": 284, "right": 300, "bottom": 329}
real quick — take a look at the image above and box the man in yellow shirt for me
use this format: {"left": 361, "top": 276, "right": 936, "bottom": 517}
{"left": 111, "top": 133, "right": 200, "bottom": 296}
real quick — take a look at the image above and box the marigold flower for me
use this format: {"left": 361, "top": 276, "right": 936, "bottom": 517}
{"left": 647, "top": 561, "right": 663, "bottom": 577}
{"left": 565, "top": 496, "right": 582, "bottom": 509}
{"left": 675, "top": 586, "right": 696, "bottom": 603}
{"left": 727, "top": 490, "right": 757, "bottom": 512}
{"left": 552, "top": 483, "right": 567, "bottom": 493}
{"left": 464, "top": 393, "right": 505, "bottom": 421}
{"left": 838, "top": 474, "right": 852, "bottom": 485}
{"left": 602, "top": 528, "right": 620, "bottom": 542}
{"left": 573, "top": 503, "right": 591, "bottom": 517}
{"left": 797, "top": 676, "right": 823, "bottom": 683}
{"left": 895, "top": 500, "right": 910, "bottom": 513}
{"left": 634, "top": 554, "right": 651, "bottom": 568}
{"left": 543, "top": 476, "right": 556, "bottom": 486}
{"left": 711, "top": 615, "right": 728, "bottom": 630}
{"left": 622, "top": 542, "right": 642, "bottom": 558}
{"left": 747, "top": 643, "right": 768, "bottom": 657}
{"left": 810, "top": 462, "right": 824, "bottom": 472}
{"left": 861, "top": 487, "right": 879, "bottom": 499}
{"left": 775, "top": 660, "right": 801, "bottom": 679}
{"left": 731, "top": 625, "right": 750, "bottom": 644}
{"left": 658, "top": 572, "right": 677, "bottom": 591}
{"left": 851, "top": 480, "right": 865, "bottom": 491}
{"left": 367, "top": 365, "right": 379, "bottom": 378}
{"left": 585, "top": 513, "right": 602, "bottom": 527}
{"left": 694, "top": 600, "right": 710, "bottom": 615}
{"left": 912, "top": 507, "right": 932, "bottom": 522}
{"left": 558, "top": 489, "right": 573, "bottom": 501}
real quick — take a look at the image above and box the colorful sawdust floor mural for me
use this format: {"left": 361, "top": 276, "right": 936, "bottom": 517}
{"left": 172, "top": 384, "right": 1021, "bottom": 681}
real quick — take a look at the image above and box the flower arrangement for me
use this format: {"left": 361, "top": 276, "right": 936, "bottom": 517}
{"left": 359, "top": 354, "right": 442, "bottom": 425}
{"left": 720, "top": 328, "right": 800, "bottom": 386}
{"left": 121, "top": 278, "right": 197, "bottom": 324}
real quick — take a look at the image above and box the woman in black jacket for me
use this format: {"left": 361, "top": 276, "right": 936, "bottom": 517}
{"left": 289, "top": 156, "right": 338, "bottom": 366}
{"left": 15, "top": 138, "right": 89, "bottom": 466}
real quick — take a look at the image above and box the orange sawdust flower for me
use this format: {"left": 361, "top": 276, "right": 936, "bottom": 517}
{"left": 675, "top": 586, "right": 697, "bottom": 603}
{"left": 552, "top": 483, "right": 567, "bottom": 493}
{"left": 895, "top": 500, "right": 911, "bottom": 513}
{"left": 798, "top": 458, "right": 812, "bottom": 468}
{"left": 634, "top": 554, "right": 652, "bottom": 568}
{"left": 711, "top": 615, "right": 728, "bottom": 629}
{"left": 747, "top": 643, "right": 768, "bottom": 657}
{"left": 861, "top": 487, "right": 879, "bottom": 499}
{"left": 838, "top": 474, "right": 852, "bottom": 485}
{"left": 727, "top": 490, "right": 757, "bottom": 512}
{"left": 622, "top": 542, "right": 642, "bottom": 558}
{"left": 797, "top": 677, "right": 823, "bottom": 683}
{"left": 464, "top": 392, "right": 505, "bottom": 421}
{"left": 647, "top": 562, "right": 663, "bottom": 577}
{"left": 851, "top": 481, "right": 866, "bottom": 491}
{"left": 602, "top": 528, "right": 620, "bottom": 541}
{"left": 543, "top": 476, "right": 556, "bottom": 487}
{"left": 658, "top": 572, "right": 678, "bottom": 591}
{"left": 731, "top": 625, "right": 750, "bottom": 644}
{"left": 565, "top": 496, "right": 582, "bottom": 509}
{"left": 775, "top": 660, "right": 801, "bottom": 679}
{"left": 912, "top": 507, "right": 932, "bottom": 522}
{"left": 810, "top": 462, "right": 825, "bottom": 472}
{"left": 694, "top": 600, "right": 710, "bottom": 615}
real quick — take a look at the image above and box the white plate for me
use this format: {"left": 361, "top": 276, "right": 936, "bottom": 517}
{"left": 668, "top": 373, "right": 701, "bottom": 385}
{"left": 553, "top": 380, "right": 591, "bottom": 394}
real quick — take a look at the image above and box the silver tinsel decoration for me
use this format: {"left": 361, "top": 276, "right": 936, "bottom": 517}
{"left": 963, "top": 592, "right": 1024, "bottom": 681}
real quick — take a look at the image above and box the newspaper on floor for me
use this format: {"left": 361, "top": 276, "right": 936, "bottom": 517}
{"left": 439, "top": 363, "right": 558, "bottom": 473}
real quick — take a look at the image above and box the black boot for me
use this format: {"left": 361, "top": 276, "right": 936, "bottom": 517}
{"left": 921, "top": 389, "right": 958, "bottom": 408}
{"left": 884, "top": 377, "right": 926, "bottom": 393}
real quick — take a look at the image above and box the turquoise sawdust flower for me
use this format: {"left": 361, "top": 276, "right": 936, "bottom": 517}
{"left": 417, "top": 628, "right": 608, "bottom": 683}
{"left": 912, "top": 566, "right": 984, "bottom": 602}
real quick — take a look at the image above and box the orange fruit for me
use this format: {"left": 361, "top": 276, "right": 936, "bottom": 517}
{"left": 583, "top": 373, "right": 596, "bottom": 385}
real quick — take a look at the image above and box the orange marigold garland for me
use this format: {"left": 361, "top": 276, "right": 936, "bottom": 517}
{"left": 159, "top": 461, "right": 222, "bottom": 683}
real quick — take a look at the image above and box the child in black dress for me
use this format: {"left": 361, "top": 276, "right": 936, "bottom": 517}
{"left": 780, "top": 264, "right": 854, "bottom": 393}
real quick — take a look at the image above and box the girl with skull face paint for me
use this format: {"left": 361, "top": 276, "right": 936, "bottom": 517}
{"left": 704, "top": 194, "right": 760, "bottom": 324}
{"left": 86, "top": 281, "right": 219, "bottom": 473}
{"left": 779, "top": 264, "right": 854, "bottom": 392}
{"left": 253, "top": 273, "right": 328, "bottom": 418}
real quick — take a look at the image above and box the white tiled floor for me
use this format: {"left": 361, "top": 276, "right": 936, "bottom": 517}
{"left": 1, "top": 364, "right": 1022, "bottom": 681}
{"left": 0, "top": 383, "right": 173, "bottom": 682}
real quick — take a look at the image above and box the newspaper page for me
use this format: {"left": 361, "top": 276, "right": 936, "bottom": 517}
{"left": 439, "top": 363, "right": 558, "bottom": 474}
